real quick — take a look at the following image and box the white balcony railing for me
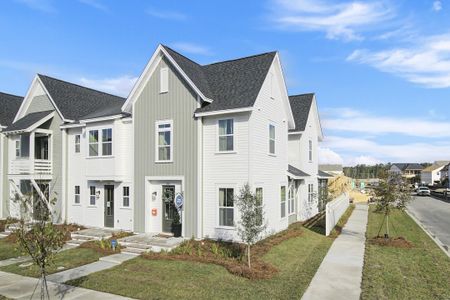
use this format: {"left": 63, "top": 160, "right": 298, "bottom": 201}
{"left": 10, "top": 159, "right": 52, "bottom": 176}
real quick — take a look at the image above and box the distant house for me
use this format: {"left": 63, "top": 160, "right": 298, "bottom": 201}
{"left": 421, "top": 161, "right": 450, "bottom": 185}
{"left": 319, "top": 164, "right": 343, "bottom": 176}
{"left": 389, "top": 163, "right": 424, "bottom": 183}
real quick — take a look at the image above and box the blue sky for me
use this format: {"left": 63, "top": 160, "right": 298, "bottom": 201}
{"left": 1, "top": 0, "right": 450, "bottom": 166}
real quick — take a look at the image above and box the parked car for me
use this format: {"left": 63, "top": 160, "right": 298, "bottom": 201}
{"left": 416, "top": 187, "right": 431, "bottom": 196}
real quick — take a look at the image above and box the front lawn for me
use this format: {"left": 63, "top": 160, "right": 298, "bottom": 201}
{"left": 68, "top": 227, "right": 333, "bottom": 299}
{"left": 0, "top": 247, "right": 104, "bottom": 278}
{"left": 361, "top": 206, "right": 450, "bottom": 299}
{"left": 0, "top": 239, "right": 21, "bottom": 261}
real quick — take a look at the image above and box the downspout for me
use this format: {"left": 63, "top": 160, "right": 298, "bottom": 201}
{"left": 61, "top": 128, "right": 67, "bottom": 223}
{"left": 196, "top": 95, "right": 203, "bottom": 239}
{"left": 0, "top": 131, "right": 3, "bottom": 218}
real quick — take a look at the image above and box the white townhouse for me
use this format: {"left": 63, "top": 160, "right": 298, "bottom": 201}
{"left": 421, "top": 161, "right": 449, "bottom": 185}
{"left": 0, "top": 44, "right": 325, "bottom": 242}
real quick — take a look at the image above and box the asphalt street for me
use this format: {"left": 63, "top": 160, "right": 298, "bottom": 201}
{"left": 407, "top": 195, "right": 450, "bottom": 250}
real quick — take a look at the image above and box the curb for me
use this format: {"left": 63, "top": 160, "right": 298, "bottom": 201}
{"left": 405, "top": 209, "right": 449, "bottom": 258}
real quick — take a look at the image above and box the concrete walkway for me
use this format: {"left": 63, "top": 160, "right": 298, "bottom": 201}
{"left": 302, "top": 203, "right": 368, "bottom": 300}
{"left": 46, "top": 253, "right": 136, "bottom": 283}
{"left": 0, "top": 271, "right": 133, "bottom": 299}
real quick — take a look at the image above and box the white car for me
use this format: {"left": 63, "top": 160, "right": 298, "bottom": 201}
{"left": 416, "top": 187, "right": 431, "bottom": 196}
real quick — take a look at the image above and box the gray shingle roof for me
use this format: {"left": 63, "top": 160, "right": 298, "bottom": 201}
{"left": 318, "top": 170, "right": 333, "bottom": 178}
{"left": 5, "top": 110, "right": 53, "bottom": 132}
{"left": 162, "top": 45, "right": 277, "bottom": 113}
{"left": 288, "top": 164, "right": 310, "bottom": 177}
{"left": 0, "top": 92, "right": 22, "bottom": 127}
{"left": 289, "top": 94, "right": 314, "bottom": 132}
{"left": 38, "top": 74, "right": 126, "bottom": 121}
{"left": 392, "top": 163, "right": 424, "bottom": 171}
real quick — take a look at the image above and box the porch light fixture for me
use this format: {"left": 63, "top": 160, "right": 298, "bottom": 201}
{"left": 152, "top": 191, "right": 157, "bottom": 201}
{"left": 96, "top": 190, "right": 101, "bottom": 199}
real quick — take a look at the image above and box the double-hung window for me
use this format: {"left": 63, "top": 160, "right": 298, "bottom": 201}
{"left": 308, "top": 184, "right": 314, "bottom": 203}
{"left": 269, "top": 124, "right": 275, "bottom": 154}
{"left": 280, "top": 186, "right": 286, "bottom": 218}
{"left": 309, "top": 140, "right": 313, "bottom": 162}
{"left": 218, "top": 119, "right": 234, "bottom": 152}
{"left": 15, "top": 140, "right": 21, "bottom": 157}
{"left": 75, "top": 135, "right": 81, "bottom": 153}
{"left": 156, "top": 121, "right": 173, "bottom": 162}
{"left": 219, "top": 188, "right": 234, "bottom": 227}
{"left": 89, "top": 130, "right": 99, "bottom": 156}
{"left": 123, "top": 186, "right": 130, "bottom": 207}
{"left": 74, "top": 186, "right": 80, "bottom": 204}
{"left": 102, "top": 129, "right": 113, "bottom": 156}
{"left": 255, "top": 187, "right": 263, "bottom": 225}
{"left": 89, "top": 186, "right": 96, "bottom": 206}
{"left": 288, "top": 185, "right": 295, "bottom": 215}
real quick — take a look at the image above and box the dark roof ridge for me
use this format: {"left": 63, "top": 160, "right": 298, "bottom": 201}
{"left": 0, "top": 91, "right": 23, "bottom": 98}
{"left": 289, "top": 92, "right": 315, "bottom": 98}
{"left": 37, "top": 74, "right": 125, "bottom": 100}
{"left": 204, "top": 51, "right": 277, "bottom": 67}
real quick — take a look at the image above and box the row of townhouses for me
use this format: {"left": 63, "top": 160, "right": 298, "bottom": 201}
{"left": 0, "top": 44, "right": 328, "bottom": 241}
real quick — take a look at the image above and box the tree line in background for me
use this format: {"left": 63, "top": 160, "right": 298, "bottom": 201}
{"left": 344, "top": 163, "right": 432, "bottom": 179}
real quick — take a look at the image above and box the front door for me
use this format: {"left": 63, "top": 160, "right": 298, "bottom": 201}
{"left": 104, "top": 185, "right": 114, "bottom": 228}
{"left": 162, "top": 185, "right": 176, "bottom": 233}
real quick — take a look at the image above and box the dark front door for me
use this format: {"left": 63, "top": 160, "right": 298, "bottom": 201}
{"left": 162, "top": 185, "right": 176, "bottom": 233}
{"left": 104, "top": 185, "right": 114, "bottom": 228}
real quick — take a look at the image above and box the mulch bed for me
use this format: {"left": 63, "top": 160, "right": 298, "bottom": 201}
{"left": 142, "top": 222, "right": 304, "bottom": 280}
{"left": 369, "top": 236, "right": 413, "bottom": 248}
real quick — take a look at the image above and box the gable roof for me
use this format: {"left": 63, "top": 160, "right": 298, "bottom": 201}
{"left": 37, "top": 74, "right": 126, "bottom": 122}
{"left": 318, "top": 170, "right": 334, "bottom": 178}
{"left": 5, "top": 110, "right": 54, "bottom": 133}
{"left": 0, "top": 92, "right": 23, "bottom": 127}
{"left": 162, "top": 45, "right": 278, "bottom": 114}
{"left": 391, "top": 163, "right": 424, "bottom": 171}
{"left": 288, "top": 93, "right": 314, "bottom": 132}
{"left": 288, "top": 164, "right": 310, "bottom": 177}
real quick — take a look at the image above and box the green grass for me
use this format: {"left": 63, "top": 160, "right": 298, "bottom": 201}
{"left": 0, "top": 239, "right": 21, "bottom": 260}
{"left": 0, "top": 247, "right": 104, "bottom": 278}
{"left": 68, "top": 228, "right": 333, "bottom": 300}
{"left": 361, "top": 206, "right": 450, "bottom": 300}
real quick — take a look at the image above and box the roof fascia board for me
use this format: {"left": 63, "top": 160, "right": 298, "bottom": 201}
{"left": 194, "top": 107, "right": 253, "bottom": 117}
{"left": 26, "top": 111, "right": 55, "bottom": 132}
{"left": 79, "top": 114, "right": 122, "bottom": 124}
{"left": 122, "top": 44, "right": 213, "bottom": 113}
{"left": 13, "top": 76, "right": 39, "bottom": 123}
{"left": 274, "top": 53, "right": 296, "bottom": 129}
{"left": 37, "top": 76, "right": 71, "bottom": 122}
{"left": 286, "top": 171, "right": 309, "bottom": 180}
{"left": 312, "top": 95, "right": 324, "bottom": 141}
{"left": 60, "top": 123, "right": 86, "bottom": 129}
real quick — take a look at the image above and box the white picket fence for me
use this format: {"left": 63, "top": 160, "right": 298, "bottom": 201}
{"left": 325, "top": 193, "right": 350, "bottom": 236}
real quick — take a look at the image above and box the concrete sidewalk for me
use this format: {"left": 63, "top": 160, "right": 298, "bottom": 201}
{"left": 0, "top": 271, "right": 133, "bottom": 299}
{"left": 302, "top": 203, "right": 368, "bottom": 300}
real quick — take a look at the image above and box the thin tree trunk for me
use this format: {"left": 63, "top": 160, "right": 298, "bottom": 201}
{"left": 386, "top": 213, "right": 389, "bottom": 238}
{"left": 247, "top": 244, "right": 251, "bottom": 269}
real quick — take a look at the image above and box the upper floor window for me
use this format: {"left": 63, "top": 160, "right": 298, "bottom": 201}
{"left": 89, "top": 129, "right": 113, "bottom": 157}
{"left": 309, "top": 140, "right": 313, "bottom": 162}
{"left": 123, "top": 186, "right": 130, "bottom": 207}
{"left": 219, "top": 188, "right": 234, "bottom": 227}
{"left": 15, "top": 140, "right": 21, "bottom": 158}
{"left": 280, "top": 186, "right": 286, "bottom": 218}
{"left": 102, "top": 129, "right": 112, "bottom": 156}
{"left": 218, "top": 119, "right": 234, "bottom": 152}
{"left": 156, "top": 120, "right": 173, "bottom": 162}
{"left": 269, "top": 124, "right": 276, "bottom": 154}
{"left": 89, "top": 130, "right": 99, "bottom": 156}
{"left": 75, "top": 135, "right": 81, "bottom": 153}
{"left": 160, "top": 67, "right": 169, "bottom": 93}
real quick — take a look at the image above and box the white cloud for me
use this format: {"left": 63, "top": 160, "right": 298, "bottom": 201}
{"left": 15, "top": 0, "right": 56, "bottom": 13}
{"left": 348, "top": 34, "right": 450, "bottom": 88}
{"left": 346, "top": 155, "right": 383, "bottom": 166}
{"left": 323, "top": 135, "right": 450, "bottom": 164}
{"left": 78, "top": 0, "right": 108, "bottom": 12}
{"left": 146, "top": 7, "right": 187, "bottom": 21}
{"left": 170, "top": 42, "right": 213, "bottom": 56}
{"left": 433, "top": 0, "right": 442, "bottom": 11}
{"left": 78, "top": 75, "right": 138, "bottom": 97}
{"left": 269, "top": 0, "right": 394, "bottom": 41}
{"left": 319, "top": 147, "right": 344, "bottom": 164}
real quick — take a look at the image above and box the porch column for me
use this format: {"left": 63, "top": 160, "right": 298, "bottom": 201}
{"left": 30, "top": 132, "right": 35, "bottom": 173}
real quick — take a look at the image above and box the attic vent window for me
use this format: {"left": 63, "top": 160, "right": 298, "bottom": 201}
{"left": 270, "top": 73, "right": 275, "bottom": 99}
{"left": 160, "top": 67, "right": 169, "bottom": 93}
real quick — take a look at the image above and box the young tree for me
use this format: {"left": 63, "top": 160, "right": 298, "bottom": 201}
{"left": 12, "top": 182, "right": 65, "bottom": 300}
{"left": 372, "top": 173, "right": 412, "bottom": 238}
{"left": 235, "top": 183, "right": 267, "bottom": 268}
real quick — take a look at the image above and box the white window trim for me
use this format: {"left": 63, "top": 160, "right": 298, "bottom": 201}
{"left": 217, "top": 118, "right": 235, "bottom": 153}
{"left": 280, "top": 184, "right": 287, "bottom": 219}
{"left": 74, "top": 185, "right": 81, "bottom": 205}
{"left": 122, "top": 186, "right": 130, "bottom": 208}
{"left": 217, "top": 186, "right": 236, "bottom": 229}
{"left": 75, "top": 134, "right": 81, "bottom": 154}
{"left": 160, "top": 67, "right": 169, "bottom": 94}
{"left": 288, "top": 184, "right": 295, "bottom": 215}
{"left": 155, "top": 119, "right": 173, "bottom": 163}
{"left": 268, "top": 123, "right": 276, "bottom": 156}
{"left": 309, "top": 139, "right": 313, "bottom": 162}
{"left": 308, "top": 184, "right": 314, "bottom": 204}
{"left": 87, "top": 128, "right": 113, "bottom": 158}
{"left": 15, "top": 140, "right": 21, "bottom": 158}
{"left": 89, "top": 186, "right": 96, "bottom": 207}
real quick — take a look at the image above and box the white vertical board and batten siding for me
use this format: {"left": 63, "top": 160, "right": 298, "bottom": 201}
{"left": 133, "top": 57, "right": 199, "bottom": 237}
